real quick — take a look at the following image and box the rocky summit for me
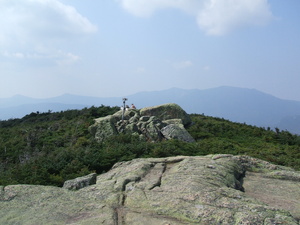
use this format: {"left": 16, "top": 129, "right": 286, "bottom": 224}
{"left": 1, "top": 154, "right": 299, "bottom": 224}
{"left": 89, "top": 103, "right": 195, "bottom": 143}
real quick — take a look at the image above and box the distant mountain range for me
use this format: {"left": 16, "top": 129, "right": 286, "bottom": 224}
{"left": 1, "top": 86, "right": 300, "bottom": 134}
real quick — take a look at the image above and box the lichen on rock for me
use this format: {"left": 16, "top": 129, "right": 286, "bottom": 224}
{"left": 140, "top": 103, "right": 192, "bottom": 126}
{"left": 89, "top": 103, "right": 195, "bottom": 143}
{"left": 161, "top": 124, "right": 195, "bottom": 142}
{"left": 63, "top": 173, "right": 97, "bottom": 191}
{"left": 1, "top": 155, "right": 299, "bottom": 224}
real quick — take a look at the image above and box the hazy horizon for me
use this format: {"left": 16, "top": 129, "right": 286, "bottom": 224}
{"left": 2, "top": 86, "right": 300, "bottom": 103}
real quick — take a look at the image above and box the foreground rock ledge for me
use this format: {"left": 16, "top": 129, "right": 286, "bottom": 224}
{"left": 1, "top": 155, "right": 299, "bottom": 225}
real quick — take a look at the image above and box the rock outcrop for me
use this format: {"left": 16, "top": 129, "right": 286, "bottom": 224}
{"left": 0, "top": 155, "right": 299, "bottom": 224}
{"left": 63, "top": 173, "right": 97, "bottom": 190}
{"left": 89, "top": 103, "right": 195, "bottom": 143}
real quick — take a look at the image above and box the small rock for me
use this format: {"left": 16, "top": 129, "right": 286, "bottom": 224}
{"left": 63, "top": 173, "right": 97, "bottom": 190}
{"left": 207, "top": 165, "right": 216, "bottom": 169}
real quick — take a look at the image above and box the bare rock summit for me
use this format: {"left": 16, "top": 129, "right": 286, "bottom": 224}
{"left": 0, "top": 154, "right": 299, "bottom": 224}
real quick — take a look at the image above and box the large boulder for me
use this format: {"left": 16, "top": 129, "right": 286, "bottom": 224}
{"left": 161, "top": 124, "right": 195, "bottom": 142}
{"left": 0, "top": 155, "right": 299, "bottom": 224}
{"left": 89, "top": 103, "right": 195, "bottom": 143}
{"left": 89, "top": 115, "right": 118, "bottom": 142}
{"left": 140, "top": 103, "right": 192, "bottom": 127}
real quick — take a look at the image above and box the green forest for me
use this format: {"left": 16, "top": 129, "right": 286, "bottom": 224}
{"left": 0, "top": 105, "right": 299, "bottom": 187}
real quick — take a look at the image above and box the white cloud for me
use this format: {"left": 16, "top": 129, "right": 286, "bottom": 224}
{"left": 197, "top": 0, "right": 273, "bottom": 35}
{"left": 54, "top": 50, "right": 81, "bottom": 66}
{"left": 135, "top": 67, "right": 146, "bottom": 73}
{"left": 2, "top": 49, "right": 80, "bottom": 66}
{"left": 173, "top": 60, "right": 193, "bottom": 69}
{"left": 117, "top": 0, "right": 203, "bottom": 17}
{"left": 117, "top": 0, "right": 273, "bottom": 35}
{"left": 0, "top": 0, "right": 97, "bottom": 64}
{"left": 203, "top": 65, "right": 210, "bottom": 71}
{"left": 0, "top": 0, "right": 97, "bottom": 41}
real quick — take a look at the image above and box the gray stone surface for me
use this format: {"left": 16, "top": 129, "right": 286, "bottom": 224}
{"left": 161, "top": 124, "right": 195, "bottom": 142}
{"left": 0, "top": 155, "right": 299, "bottom": 224}
{"left": 89, "top": 103, "right": 195, "bottom": 142}
{"left": 63, "top": 173, "right": 97, "bottom": 190}
{"left": 140, "top": 103, "right": 192, "bottom": 126}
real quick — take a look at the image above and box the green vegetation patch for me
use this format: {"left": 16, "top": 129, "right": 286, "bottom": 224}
{"left": 0, "top": 107, "right": 299, "bottom": 187}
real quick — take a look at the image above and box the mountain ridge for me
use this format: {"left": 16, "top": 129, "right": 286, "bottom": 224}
{"left": 1, "top": 86, "right": 300, "bottom": 134}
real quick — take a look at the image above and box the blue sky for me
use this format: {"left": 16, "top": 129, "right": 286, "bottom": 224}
{"left": 0, "top": 0, "right": 300, "bottom": 101}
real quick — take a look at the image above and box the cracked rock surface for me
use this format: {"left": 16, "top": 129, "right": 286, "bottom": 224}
{"left": 89, "top": 103, "right": 195, "bottom": 143}
{"left": 0, "top": 155, "right": 299, "bottom": 224}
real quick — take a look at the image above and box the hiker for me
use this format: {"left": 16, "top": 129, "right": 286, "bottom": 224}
{"left": 131, "top": 104, "right": 136, "bottom": 109}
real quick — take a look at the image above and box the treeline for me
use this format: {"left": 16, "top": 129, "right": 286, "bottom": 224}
{"left": 0, "top": 107, "right": 299, "bottom": 187}
{"left": 187, "top": 114, "right": 300, "bottom": 170}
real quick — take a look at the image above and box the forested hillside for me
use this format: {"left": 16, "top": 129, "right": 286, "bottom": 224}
{"left": 0, "top": 106, "right": 299, "bottom": 187}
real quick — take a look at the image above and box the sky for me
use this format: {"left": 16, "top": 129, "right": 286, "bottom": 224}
{"left": 0, "top": 0, "right": 300, "bottom": 101}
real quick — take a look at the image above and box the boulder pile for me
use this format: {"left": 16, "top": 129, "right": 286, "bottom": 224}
{"left": 89, "top": 103, "right": 195, "bottom": 143}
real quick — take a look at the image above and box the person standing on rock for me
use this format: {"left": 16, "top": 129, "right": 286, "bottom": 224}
{"left": 131, "top": 104, "right": 136, "bottom": 109}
